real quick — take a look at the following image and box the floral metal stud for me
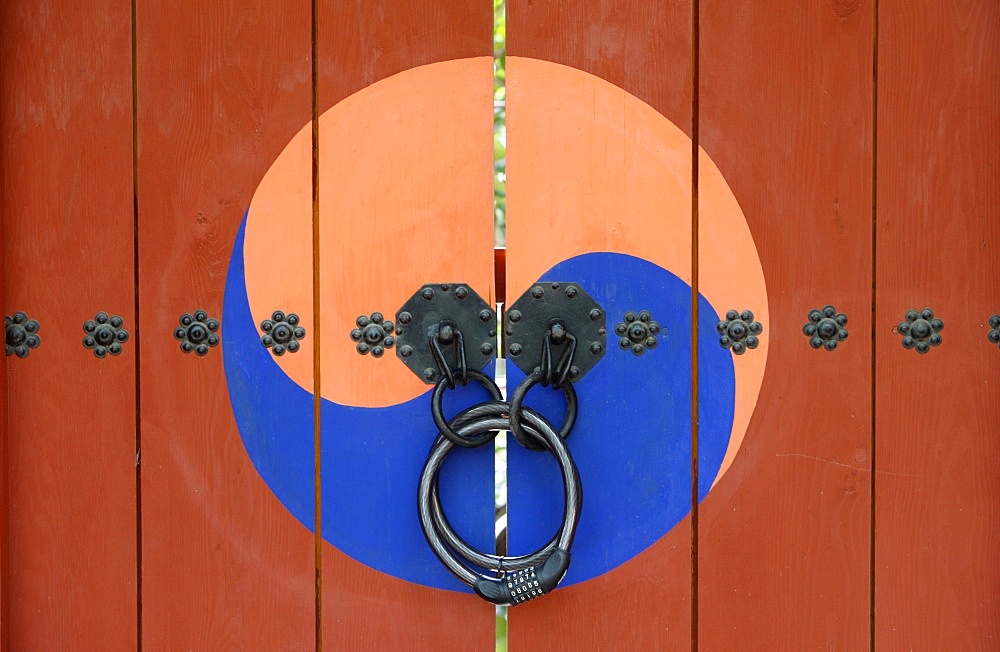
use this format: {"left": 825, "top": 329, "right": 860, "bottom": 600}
{"left": 174, "top": 310, "right": 220, "bottom": 356}
{"left": 986, "top": 315, "right": 1000, "bottom": 350}
{"left": 260, "top": 311, "right": 306, "bottom": 356}
{"left": 83, "top": 312, "right": 129, "bottom": 358}
{"left": 5, "top": 312, "right": 41, "bottom": 358}
{"left": 615, "top": 310, "right": 663, "bottom": 356}
{"left": 898, "top": 308, "right": 943, "bottom": 354}
{"left": 803, "top": 305, "right": 849, "bottom": 351}
{"left": 717, "top": 309, "right": 762, "bottom": 355}
{"left": 350, "top": 312, "right": 395, "bottom": 358}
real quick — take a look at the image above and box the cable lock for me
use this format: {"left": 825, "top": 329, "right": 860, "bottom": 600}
{"left": 386, "top": 282, "right": 608, "bottom": 605}
{"left": 418, "top": 373, "right": 582, "bottom": 605}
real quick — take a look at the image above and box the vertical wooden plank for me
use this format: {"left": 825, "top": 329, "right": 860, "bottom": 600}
{"left": 0, "top": 76, "right": 8, "bottom": 652}
{"left": 316, "top": 3, "right": 497, "bottom": 649}
{"left": 136, "top": 2, "right": 315, "bottom": 648}
{"left": 0, "top": 1, "right": 137, "bottom": 648}
{"left": 506, "top": 2, "right": 695, "bottom": 649}
{"left": 697, "top": 2, "right": 874, "bottom": 648}
{"left": 875, "top": 3, "right": 1000, "bottom": 648}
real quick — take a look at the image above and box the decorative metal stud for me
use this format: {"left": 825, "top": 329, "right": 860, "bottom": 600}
{"left": 260, "top": 311, "right": 306, "bottom": 356}
{"left": 898, "top": 308, "right": 943, "bottom": 354}
{"left": 83, "top": 312, "right": 129, "bottom": 358}
{"left": 802, "top": 305, "right": 849, "bottom": 351}
{"left": 174, "top": 310, "right": 220, "bottom": 356}
{"left": 350, "top": 312, "right": 395, "bottom": 358}
{"left": 986, "top": 315, "right": 999, "bottom": 350}
{"left": 615, "top": 310, "right": 663, "bottom": 356}
{"left": 717, "top": 309, "right": 762, "bottom": 355}
{"left": 5, "top": 312, "right": 41, "bottom": 358}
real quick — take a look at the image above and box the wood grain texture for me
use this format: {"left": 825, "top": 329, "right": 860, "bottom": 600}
{"left": 506, "top": 2, "right": 693, "bottom": 650}
{"left": 0, "top": 1, "right": 137, "bottom": 648}
{"left": 697, "top": 1, "right": 873, "bottom": 648}
{"left": 316, "top": 3, "right": 496, "bottom": 650}
{"left": 875, "top": 2, "right": 1000, "bottom": 648}
{"left": 136, "top": 2, "right": 315, "bottom": 648}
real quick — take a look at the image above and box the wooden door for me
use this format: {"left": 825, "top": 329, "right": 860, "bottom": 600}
{"left": 2, "top": 2, "right": 998, "bottom": 650}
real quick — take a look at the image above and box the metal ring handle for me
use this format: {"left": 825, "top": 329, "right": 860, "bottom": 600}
{"left": 508, "top": 367, "right": 578, "bottom": 451}
{"left": 430, "top": 368, "right": 503, "bottom": 447}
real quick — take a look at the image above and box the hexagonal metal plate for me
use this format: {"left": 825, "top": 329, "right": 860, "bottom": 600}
{"left": 395, "top": 283, "right": 497, "bottom": 384}
{"left": 504, "top": 282, "right": 607, "bottom": 382}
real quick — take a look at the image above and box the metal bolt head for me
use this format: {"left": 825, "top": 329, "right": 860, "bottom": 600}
{"left": 364, "top": 324, "right": 383, "bottom": 344}
{"left": 188, "top": 324, "right": 208, "bottom": 343}
{"left": 273, "top": 324, "right": 292, "bottom": 343}
{"left": 816, "top": 319, "right": 836, "bottom": 339}
{"left": 530, "top": 286, "right": 544, "bottom": 299}
{"left": 438, "top": 323, "right": 455, "bottom": 344}
{"left": 628, "top": 322, "right": 648, "bottom": 343}
{"left": 727, "top": 321, "right": 748, "bottom": 341}
{"left": 508, "top": 309, "right": 522, "bottom": 323}
{"left": 910, "top": 319, "right": 932, "bottom": 340}
{"left": 509, "top": 343, "right": 523, "bottom": 356}
{"left": 7, "top": 325, "right": 25, "bottom": 346}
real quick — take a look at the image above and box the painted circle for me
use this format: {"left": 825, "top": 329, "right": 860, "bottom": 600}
{"left": 225, "top": 57, "right": 767, "bottom": 590}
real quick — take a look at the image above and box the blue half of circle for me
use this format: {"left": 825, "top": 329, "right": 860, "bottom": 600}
{"left": 505, "top": 252, "right": 736, "bottom": 586}
{"left": 223, "top": 216, "right": 494, "bottom": 591}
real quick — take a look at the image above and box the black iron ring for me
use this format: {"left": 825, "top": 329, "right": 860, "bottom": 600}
{"left": 417, "top": 403, "right": 581, "bottom": 605}
{"left": 508, "top": 367, "right": 578, "bottom": 451}
{"left": 430, "top": 369, "right": 504, "bottom": 447}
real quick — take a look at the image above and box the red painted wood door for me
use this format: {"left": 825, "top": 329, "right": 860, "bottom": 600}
{"left": 2, "top": 2, "right": 998, "bottom": 650}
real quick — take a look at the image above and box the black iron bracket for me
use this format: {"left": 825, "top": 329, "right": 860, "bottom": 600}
{"left": 394, "top": 283, "right": 497, "bottom": 384}
{"left": 504, "top": 282, "right": 606, "bottom": 383}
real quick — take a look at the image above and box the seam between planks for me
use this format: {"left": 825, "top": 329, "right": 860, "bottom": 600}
{"left": 131, "top": 0, "right": 143, "bottom": 647}
{"left": 690, "top": 1, "right": 701, "bottom": 650}
{"left": 869, "top": 1, "right": 878, "bottom": 650}
{"left": 311, "top": 0, "right": 322, "bottom": 647}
